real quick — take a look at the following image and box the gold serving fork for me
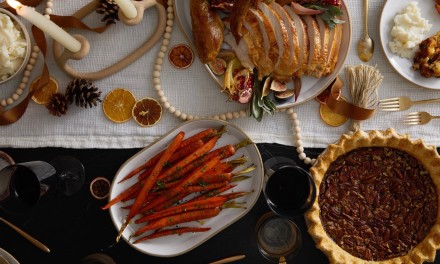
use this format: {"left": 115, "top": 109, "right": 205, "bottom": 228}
{"left": 379, "top": 96, "right": 440, "bottom": 111}
{"left": 404, "top": 112, "right": 440, "bottom": 125}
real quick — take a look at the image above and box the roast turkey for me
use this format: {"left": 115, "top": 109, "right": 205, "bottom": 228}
{"left": 222, "top": 1, "right": 342, "bottom": 81}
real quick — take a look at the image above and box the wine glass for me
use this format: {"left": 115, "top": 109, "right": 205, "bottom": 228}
{"left": 49, "top": 156, "right": 85, "bottom": 197}
{"left": 0, "top": 156, "right": 85, "bottom": 214}
{"left": 255, "top": 156, "right": 316, "bottom": 263}
{"left": 262, "top": 157, "right": 316, "bottom": 218}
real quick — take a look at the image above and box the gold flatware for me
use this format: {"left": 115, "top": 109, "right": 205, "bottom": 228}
{"left": 379, "top": 96, "right": 440, "bottom": 111}
{"left": 0, "top": 216, "right": 50, "bottom": 253}
{"left": 358, "top": 0, "right": 374, "bottom": 62}
{"left": 209, "top": 254, "right": 246, "bottom": 264}
{"left": 404, "top": 112, "right": 440, "bottom": 125}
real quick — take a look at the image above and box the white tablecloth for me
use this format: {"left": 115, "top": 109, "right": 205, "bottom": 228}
{"left": 1, "top": 0, "right": 440, "bottom": 149}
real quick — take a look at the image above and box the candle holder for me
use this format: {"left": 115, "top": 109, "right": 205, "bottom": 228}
{"left": 53, "top": 0, "right": 166, "bottom": 81}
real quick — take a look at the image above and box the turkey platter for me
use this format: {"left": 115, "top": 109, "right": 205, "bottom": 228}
{"left": 175, "top": 0, "right": 351, "bottom": 109}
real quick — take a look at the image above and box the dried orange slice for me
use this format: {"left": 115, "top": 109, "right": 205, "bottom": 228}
{"left": 168, "top": 44, "right": 194, "bottom": 69}
{"left": 30, "top": 76, "right": 59, "bottom": 104}
{"left": 102, "top": 88, "right": 136, "bottom": 123}
{"left": 319, "top": 100, "right": 348, "bottom": 127}
{"left": 90, "top": 177, "right": 110, "bottom": 200}
{"left": 132, "top": 97, "right": 162, "bottom": 127}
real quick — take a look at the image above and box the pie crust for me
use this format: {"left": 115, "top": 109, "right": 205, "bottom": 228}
{"left": 306, "top": 128, "right": 440, "bottom": 263}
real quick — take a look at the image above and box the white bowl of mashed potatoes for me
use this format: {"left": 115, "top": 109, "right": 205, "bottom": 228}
{"left": 0, "top": 8, "right": 31, "bottom": 84}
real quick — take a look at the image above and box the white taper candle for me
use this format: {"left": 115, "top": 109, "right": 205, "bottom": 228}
{"left": 7, "top": 0, "right": 81, "bottom": 53}
{"left": 114, "top": 0, "right": 137, "bottom": 19}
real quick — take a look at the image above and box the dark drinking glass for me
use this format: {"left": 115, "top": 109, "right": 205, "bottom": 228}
{"left": 0, "top": 156, "right": 85, "bottom": 214}
{"left": 263, "top": 157, "right": 316, "bottom": 218}
{"left": 0, "top": 161, "right": 56, "bottom": 214}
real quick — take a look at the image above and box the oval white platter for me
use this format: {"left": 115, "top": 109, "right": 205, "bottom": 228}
{"left": 109, "top": 119, "right": 263, "bottom": 257}
{"left": 0, "top": 248, "right": 20, "bottom": 264}
{"left": 380, "top": 0, "right": 440, "bottom": 89}
{"left": 174, "top": 0, "right": 352, "bottom": 108}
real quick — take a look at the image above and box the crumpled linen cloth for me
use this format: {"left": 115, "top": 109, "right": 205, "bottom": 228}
{"left": 1, "top": 0, "right": 440, "bottom": 149}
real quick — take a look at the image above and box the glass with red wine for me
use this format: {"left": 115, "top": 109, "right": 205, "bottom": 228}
{"left": 0, "top": 156, "right": 85, "bottom": 215}
{"left": 255, "top": 156, "right": 316, "bottom": 262}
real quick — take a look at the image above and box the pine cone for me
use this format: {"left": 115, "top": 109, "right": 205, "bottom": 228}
{"left": 96, "top": 0, "right": 119, "bottom": 25}
{"left": 65, "top": 78, "right": 102, "bottom": 108}
{"left": 46, "top": 93, "right": 68, "bottom": 117}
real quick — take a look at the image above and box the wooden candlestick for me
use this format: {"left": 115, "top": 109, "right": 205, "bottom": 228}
{"left": 52, "top": 0, "right": 166, "bottom": 80}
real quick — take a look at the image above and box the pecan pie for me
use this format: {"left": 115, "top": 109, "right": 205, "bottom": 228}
{"left": 306, "top": 129, "right": 440, "bottom": 263}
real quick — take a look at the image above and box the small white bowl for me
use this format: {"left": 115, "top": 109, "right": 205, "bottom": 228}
{"left": 0, "top": 8, "right": 31, "bottom": 85}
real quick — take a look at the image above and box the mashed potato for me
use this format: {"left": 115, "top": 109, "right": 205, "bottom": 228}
{"left": 388, "top": 2, "right": 432, "bottom": 59}
{"left": 0, "top": 13, "right": 27, "bottom": 81}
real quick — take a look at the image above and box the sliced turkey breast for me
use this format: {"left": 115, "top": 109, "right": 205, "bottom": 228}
{"left": 302, "top": 15, "right": 321, "bottom": 75}
{"left": 270, "top": 2, "right": 299, "bottom": 74}
{"left": 258, "top": 2, "right": 293, "bottom": 81}
{"left": 284, "top": 5, "right": 309, "bottom": 77}
{"left": 324, "top": 23, "right": 342, "bottom": 75}
{"left": 312, "top": 16, "right": 330, "bottom": 78}
{"left": 249, "top": 9, "right": 279, "bottom": 75}
{"left": 243, "top": 11, "right": 274, "bottom": 79}
{"left": 223, "top": 28, "right": 255, "bottom": 70}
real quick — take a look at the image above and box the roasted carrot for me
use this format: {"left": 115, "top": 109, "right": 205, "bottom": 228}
{"left": 155, "top": 135, "right": 221, "bottom": 182}
{"left": 191, "top": 184, "right": 237, "bottom": 201}
{"left": 133, "top": 227, "right": 211, "bottom": 243}
{"left": 139, "top": 156, "right": 222, "bottom": 213}
{"left": 117, "top": 132, "right": 185, "bottom": 242}
{"left": 102, "top": 181, "right": 142, "bottom": 210}
{"left": 118, "top": 127, "right": 221, "bottom": 183}
{"left": 141, "top": 187, "right": 194, "bottom": 214}
{"left": 187, "top": 181, "right": 229, "bottom": 193}
{"left": 136, "top": 139, "right": 205, "bottom": 181}
{"left": 136, "top": 196, "right": 228, "bottom": 224}
{"left": 132, "top": 207, "right": 221, "bottom": 237}
{"left": 196, "top": 165, "right": 256, "bottom": 185}
{"left": 154, "top": 157, "right": 247, "bottom": 190}
{"left": 160, "top": 139, "right": 251, "bottom": 184}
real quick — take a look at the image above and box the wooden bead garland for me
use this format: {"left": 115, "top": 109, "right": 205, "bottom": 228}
{"left": 153, "top": 0, "right": 316, "bottom": 165}
{"left": 0, "top": 0, "right": 53, "bottom": 107}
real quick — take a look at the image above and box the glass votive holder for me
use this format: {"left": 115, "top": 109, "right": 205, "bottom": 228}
{"left": 255, "top": 212, "right": 302, "bottom": 262}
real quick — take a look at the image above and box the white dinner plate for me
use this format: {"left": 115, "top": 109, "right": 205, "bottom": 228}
{"left": 380, "top": 0, "right": 440, "bottom": 89}
{"left": 174, "top": 0, "right": 352, "bottom": 108}
{"left": 0, "top": 248, "right": 20, "bottom": 264}
{"left": 109, "top": 119, "right": 263, "bottom": 257}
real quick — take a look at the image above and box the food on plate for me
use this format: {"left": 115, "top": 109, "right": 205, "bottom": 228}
{"left": 435, "top": 0, "right": 440, "bottom": 14}
{"left": 274, "top": 89, "right": 295, "bottom": 101}
{"left": 190, "top": 0, "right": 224, "bottom": 63}
{"left": 388, "top": 2, "right": 432, "bottom": 59}
{"left": 104, "top": 126, "right": 254, "bottom": 242}
{"left": 102, "top": 88, "right": 136, "bottom": 123}
{"left": 30, "top": 76, "right": 59, "bottom": 105}
{"left": 222, "top": 1, "right": 343, "bottom": 81}
{"left": 132, "top": 97, "right": 162, "bottom": 127}
{"left": 207, "top": 57, "right": 227, "bottom": 75}
{"left": 168, "top": 44, "right": 194, "bottom": 69}
{"left": 413, "top": 31, "right": 440, "bottom": 78}
{"left": 224, "top": 58, "right": 254, "bottom": 103}
{"left": 307, "top": 129, "right": 440, "bottom": 263}
{"left": 0, "top": 13, "right": 28, "bottom": 82}
{"left": 188, "top": 0, "right": 345, "bottom": 111}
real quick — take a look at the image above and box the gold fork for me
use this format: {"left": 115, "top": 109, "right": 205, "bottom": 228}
{"left": 379, "top": 96, "right": 440, "bottom": 111}
{"left": 404, "top": 112, "right": 440, "bottom": 125}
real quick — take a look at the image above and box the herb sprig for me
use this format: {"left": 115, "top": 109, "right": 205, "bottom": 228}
{"left": 305, "top": 2, "right": 345, "bottom": 29}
